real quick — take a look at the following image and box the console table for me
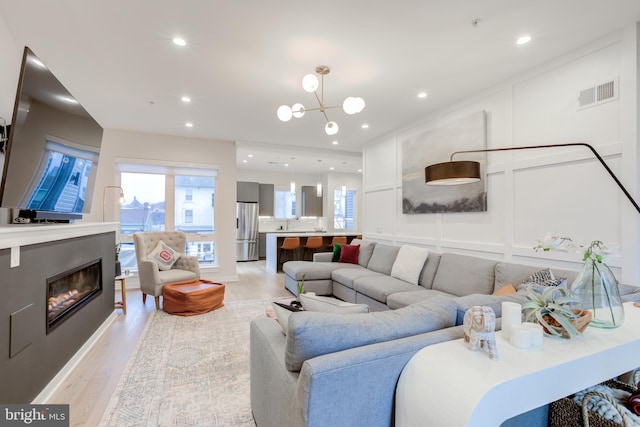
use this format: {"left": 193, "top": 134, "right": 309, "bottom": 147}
{"left": 396, "top": 302, "right": 640, "bottom": 427}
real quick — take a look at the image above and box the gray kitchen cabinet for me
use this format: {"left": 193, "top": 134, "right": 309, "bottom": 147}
{"left": 259, "top": 183, "right": 274, "bottom": 216}
{"left": 237, "top": 181, "right": 259, "bottom": 202}
{"left": 301, "top": 185, "right": 323, "bottom": 217}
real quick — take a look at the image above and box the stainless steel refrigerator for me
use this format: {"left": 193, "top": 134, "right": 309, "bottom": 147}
{"left": 236, "top": 202, "right": 259, "bottom": 261}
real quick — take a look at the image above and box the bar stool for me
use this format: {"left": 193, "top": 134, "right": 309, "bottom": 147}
{"left": 303, "top": 236, "right": 323, "bottom": 260}
{"left": 279, "top": 237, "right": 301, "bottom": 265}
{"left": 327, "top": 235, "right": 347, "bottom": 251}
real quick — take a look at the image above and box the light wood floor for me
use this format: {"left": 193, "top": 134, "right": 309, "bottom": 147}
{"left": 47, "top": 260, "right": 291, "bottom": 427}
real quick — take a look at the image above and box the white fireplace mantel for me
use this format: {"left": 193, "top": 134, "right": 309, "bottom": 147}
{"left": 0, "top": 222, "right": 118, "bottom": 250}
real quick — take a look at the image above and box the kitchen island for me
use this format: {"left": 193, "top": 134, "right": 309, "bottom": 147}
{"left": 265, "top": 232, "right": 360, "bottom": 272}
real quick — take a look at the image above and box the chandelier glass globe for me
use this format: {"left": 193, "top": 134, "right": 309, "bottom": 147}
{"left": 302, "top": 74, "right": 319, "bottom": 93}
{"left": 291, "top": 103, "right": 305, "bottom": 118}
{"left": 277, "top": 105, "right": 293, "bottom": 122}
{"left": 325, "top": 121, "right": 339, "bottom": 135}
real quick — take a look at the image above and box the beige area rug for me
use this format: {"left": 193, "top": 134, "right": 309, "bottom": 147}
{"left": 100, "top": 298, "right": 290, "bottom": 427}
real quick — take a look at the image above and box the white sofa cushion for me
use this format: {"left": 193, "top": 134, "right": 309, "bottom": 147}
{"left": 390, "top": 245, "right": 429, "bottom": 285}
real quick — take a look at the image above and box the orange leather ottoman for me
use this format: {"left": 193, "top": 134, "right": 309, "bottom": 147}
{"left": 162, "top": 279, "right": 225, "bottom": 316}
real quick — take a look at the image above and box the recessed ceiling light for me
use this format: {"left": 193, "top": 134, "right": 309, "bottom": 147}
{"left": 358, "top": 169, "right": 362, "bottom": 173}
{"left": 418, "top": 92, "right": 428, "bottom": 99}
{"left": 173, "top": 37, "right": 186, "bottom": 46}
{"left": 361, "top": 124, "right": 369, "bottom": 129}
{"left": 332, "top": 140, "right": 339, "bottom": 145}
{"left": 248, "top": 154, "right": 253, "bottom": 158}
{"left": 181, "top": 96, "right": 191, "bottom": 103}
{"left": 516, "top": 35, "right": 531, "bottom": 45}
{"left": 185, "top": 122, "right": 193, "bottom": 127}
{"left": 284, "top": 163, "right": 289, "bottom": 167}
{"left": 242, "top": 160, "right": 248, "bottom": 163}
{"left": 329, "top": 167, "right": 335, "bottom": 170}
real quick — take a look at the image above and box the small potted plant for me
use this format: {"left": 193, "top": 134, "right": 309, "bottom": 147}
{"left": 534, "top": 234, "right": 624, "bottom": 328}
{"left": 522, "top": 286, "right": 591, "bottom": 338}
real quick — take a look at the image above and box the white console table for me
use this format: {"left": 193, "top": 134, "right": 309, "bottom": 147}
{"left": 396, "top": 302, "right": 640, "bottom": 427}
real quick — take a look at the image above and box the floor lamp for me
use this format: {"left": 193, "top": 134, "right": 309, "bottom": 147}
{"left": 102, "top": 185, "right": 125, "bottom": 222}
{"left": 424, "top": 142, "right": 640, "bottom": 214}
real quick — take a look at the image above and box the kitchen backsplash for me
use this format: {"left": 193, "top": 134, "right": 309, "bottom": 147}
{"left": 259, "top": 217, "right": 327, "bottom": 232}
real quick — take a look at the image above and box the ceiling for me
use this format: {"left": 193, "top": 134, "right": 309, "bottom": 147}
{"left": 1, "top": 1, "right": 640, "bottom": 174}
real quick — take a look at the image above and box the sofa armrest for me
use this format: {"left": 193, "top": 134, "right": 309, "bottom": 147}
{"left": 296, "top": 325, "right": 464, "bottom": 427}
{"left": 250, "top": 318, "right": 304, "bottom": 427}
{"left": 313, "top": 252, "right": 332, "bottom": 262}
{"left": 138, "top": 259, "right": 161, "bottom": 295}
{"left": 173, "top": 255, "right": 201, "bottom": 277}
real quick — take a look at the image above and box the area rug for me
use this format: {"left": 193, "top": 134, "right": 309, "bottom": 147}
{"left": 99, "top": 298, "right": 290, "bottom": 427}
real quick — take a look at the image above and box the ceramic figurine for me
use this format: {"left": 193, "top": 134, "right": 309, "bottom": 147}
{"left": 463, "top": 305, "right": 499, "bottom": 360}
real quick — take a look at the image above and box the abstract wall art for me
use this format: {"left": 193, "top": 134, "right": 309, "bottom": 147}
{"left": 401, "top": 111, "right": 487, "bottom": 214}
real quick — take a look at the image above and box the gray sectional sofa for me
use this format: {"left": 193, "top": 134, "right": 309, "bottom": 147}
{"left": 283, "top": 239, "right": 640, "bottom": 321}
{"left": 250, "top": 239, "right": 640, "bottom": 427}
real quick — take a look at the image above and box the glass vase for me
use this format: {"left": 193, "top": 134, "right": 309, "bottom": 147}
{"left": 571, "top": 259, "right": 624, "bottom": 328}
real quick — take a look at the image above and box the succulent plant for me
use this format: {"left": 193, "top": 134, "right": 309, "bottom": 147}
{"left": 522, "top": 286, "right": 587, "bottom": 338}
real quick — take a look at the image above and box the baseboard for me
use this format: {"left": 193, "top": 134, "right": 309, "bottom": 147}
{"left": 31, "top": 311, "right": 118, "bottom": 403}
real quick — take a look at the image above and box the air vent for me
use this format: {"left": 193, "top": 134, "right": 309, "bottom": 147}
{"left": 577, "top": 77, "right": 618, "bottom": 111}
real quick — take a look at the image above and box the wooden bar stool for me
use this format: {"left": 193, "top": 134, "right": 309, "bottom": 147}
{"left": 279, "top": 237, "right": 301, "bottom": 265}
{"left": 303, "top": 236, "right": 323, "bottom": 260}
{"left": 327, "top": 235, "right": 347, "bottom": 251}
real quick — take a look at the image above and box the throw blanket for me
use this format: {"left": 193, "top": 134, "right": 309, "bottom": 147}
{"left": 573, "top": 384, "right": 640, "bottom": 426}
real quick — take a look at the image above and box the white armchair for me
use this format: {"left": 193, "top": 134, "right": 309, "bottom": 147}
{"left": 133, "top": 231, "right": 201, "bottom": 309}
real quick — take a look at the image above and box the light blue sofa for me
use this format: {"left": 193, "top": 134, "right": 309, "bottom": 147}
{"left": 251, "top": 240, "right": 640, "bottom": 426}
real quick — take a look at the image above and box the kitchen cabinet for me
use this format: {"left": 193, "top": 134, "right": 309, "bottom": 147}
{"left": 259, "top": 183, "right": 274, "bottom": 216}
{"left": 301, "top": 185, "right": 323, "bottom": 217}
{"left": 237, "top": 181, "right": 259, "bottom": 202}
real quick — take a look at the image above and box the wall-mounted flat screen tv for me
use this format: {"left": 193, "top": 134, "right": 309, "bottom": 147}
{"left": 0, "top": 47, "right": 103, "bottom": 223}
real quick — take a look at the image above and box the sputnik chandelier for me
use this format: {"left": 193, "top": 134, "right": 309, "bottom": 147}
{"left": 277, "top": 65, "right": 365, "bottom": 136}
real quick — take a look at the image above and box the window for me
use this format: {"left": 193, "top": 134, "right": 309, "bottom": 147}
{"left": 334, "top": 188, "right": 355, "bottom": 230}
{"left": 275, "top": 188, "right": 296, "bottom": 218}
{"left": 184, "top": 209, "right": 193, "bottom": 223}
{"left": 116, "top": 161, "right": 217, "bottom": 270}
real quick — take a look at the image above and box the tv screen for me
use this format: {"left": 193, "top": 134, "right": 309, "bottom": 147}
{"left": 0, "top": 47, "right": 103, "bottom": 222}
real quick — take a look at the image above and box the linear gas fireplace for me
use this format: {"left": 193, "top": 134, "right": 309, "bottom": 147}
{"left": 47, "top": 258, "right": 103, "bottom": 334}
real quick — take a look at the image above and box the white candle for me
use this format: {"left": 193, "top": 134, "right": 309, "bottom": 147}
{"left": 523, "top": 322, "right": 544, "bottom": 348}
{"left": 501, "top": 302, "right": 522, "bottom": 340}
{"left": 510, "top": 325, "right": 532, "bottom": 349}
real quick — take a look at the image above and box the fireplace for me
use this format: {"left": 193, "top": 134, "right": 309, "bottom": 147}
{"left": 47, "top": 258, "right": 103, "bottom": 334}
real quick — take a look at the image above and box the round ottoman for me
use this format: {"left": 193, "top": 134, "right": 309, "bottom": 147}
{"left": 162, "top": 279, "right": 225, "bottom": 316}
